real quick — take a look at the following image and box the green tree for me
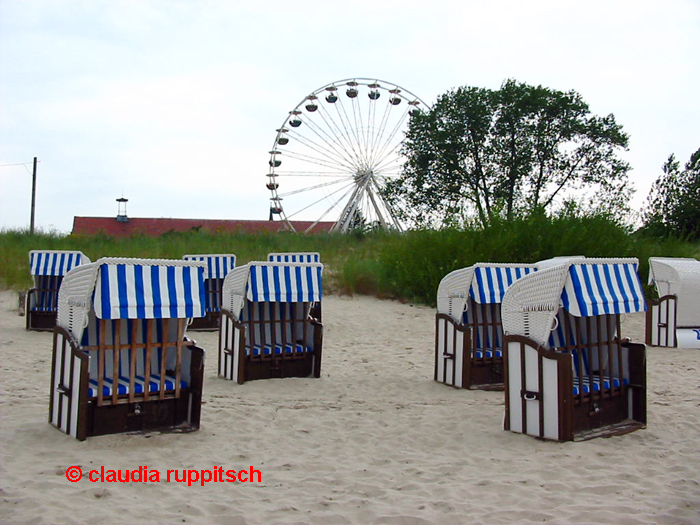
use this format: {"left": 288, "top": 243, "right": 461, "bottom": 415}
{"left": 384, "top": 79, "right": 631, "bottom": 228}
{"left": 642, "top": 148, "right": 700, "bottom": 240}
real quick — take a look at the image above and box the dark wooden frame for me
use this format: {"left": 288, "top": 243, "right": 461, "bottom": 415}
{"left": 434, "top": 302, "right": 506, "bottom": 390}
{"left": 503, "top": 318, "right": 646, "bottom": 442}
{"left": 26, "top": 275, "right": 64, "bottom": 331}
{"left": 219, "top": 301, "right": 322, "bottom": 384}
{"left": 49, "top": 320, "right": 204, "bottom": 441}
{"left": 645, "top": 295, "right": 678, "bottom": 347}
{"left": 188, "top": 277, "right": 225, "bottom": 331}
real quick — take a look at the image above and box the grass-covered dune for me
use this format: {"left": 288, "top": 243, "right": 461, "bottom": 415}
{"left": 2, "top": 215, "right": 698, "bottom": 306}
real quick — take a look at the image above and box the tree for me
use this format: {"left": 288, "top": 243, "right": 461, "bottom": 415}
{"left": 642, "top": 148, "right": 700, "bottom": 240}
{"left": 383, "top": 79, "right": 632, "bottom": 228}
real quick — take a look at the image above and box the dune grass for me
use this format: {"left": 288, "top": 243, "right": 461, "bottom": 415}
{"left": 2, "top": 217, "right": 698, "bottom": 306}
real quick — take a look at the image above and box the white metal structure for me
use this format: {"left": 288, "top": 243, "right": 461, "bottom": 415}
{"left": 266, "top": 78, "right": 429, "bottom": 233}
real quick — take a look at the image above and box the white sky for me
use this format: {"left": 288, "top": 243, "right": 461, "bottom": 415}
{"left": 1, "top": 0, "right": 698, "bottom": 233}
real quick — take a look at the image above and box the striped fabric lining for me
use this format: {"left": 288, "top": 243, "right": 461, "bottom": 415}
{"left": 87, "top": 374, "right": 187, "bottom": 398}
{"left": 245, "top": 343, "right": 313, "bottom": 356}
{"left": 247, "top": 264, "right": 322, "bottom": 303}
{"left": 30, "top": 275, "right": 63, "bottom": 311}
{"left": 93, "top": 263, "right": 206, "bottom": 319}
{"left": 268, "top": 253, "right": 320, "bottom": 263}
{"left": 470, "top": 266, "right": 536, "bottom": 304}
{"left": 29, "top": 251, "right": 85, "bottom": 276}
{"left": 572, "top": 376, "right": 628, "bottom": 396}
{"left": 463, "top": 302, "right": 503, "bottom": 354}
{"left": 474, "top": 349, "right": 502, "bottom": 359}
{"left": 183, "top": 255, "right": 236, "bottom": 279}
{"left": 561, "top": 263, "right": 646, "bottom": 317}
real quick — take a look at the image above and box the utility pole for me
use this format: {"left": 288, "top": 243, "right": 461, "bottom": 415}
{"left": 30, "top": 157, "right": 37, "bottom": 235}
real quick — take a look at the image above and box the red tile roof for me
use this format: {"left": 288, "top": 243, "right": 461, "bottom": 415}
{"left": 72, "top": 217, "right": 335, "bottom": 237}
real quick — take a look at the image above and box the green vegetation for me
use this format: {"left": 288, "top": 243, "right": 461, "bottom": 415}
{"left": 2, "top": 216, "right": 698, "bottom": 306}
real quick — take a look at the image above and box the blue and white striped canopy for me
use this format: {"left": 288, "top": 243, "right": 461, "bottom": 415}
{"left": 561, "top": 262, "right": 646, "bottom": 317}
{"left": 183, "top": 254, "right": 236, "bottom": 279}
{"left": 29, "top": 250, "right": 87, "bottom": 276}
{"left": 268, "top": 252, "right": 321, "bottom": 263}
{"left": 247, "top": 263, "right": 322, "bottom": 303}
{"left": 93, "top": 262, "right": 206, "bottom": 319}
{"left": 469, "top": 266, "right": 536, "bottom": 304}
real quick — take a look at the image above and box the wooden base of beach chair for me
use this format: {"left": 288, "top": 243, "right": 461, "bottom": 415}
{"left": 244, "top": 356, "right": 316, "bottom": 382}
{"left": 26, "top": 310, "right": 57, "bottom": 331}
{"left": 187, "top": 312, "right": 220, "bottom": 331}
{"left": 85, "top": 391, "right": 201, "bottom": 438}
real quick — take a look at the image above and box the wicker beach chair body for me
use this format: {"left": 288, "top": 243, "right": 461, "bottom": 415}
{"left": 182, "top": 254, "right": 237, "bottom": 331}
{"left": 49, "top": 258, "right": 207, "bottom": 440}
{"left": 646, "top": 257, "right": 700, "bottom": 348}
{"left": 219, "top": 261, "right": 323, "bottom": 384}
{"left": 502, "top": 258, "right": 647, "bottom": 441}
{"left": 435, "top": 263, "right": 537, "bottom": 389}
{"left": 26, "top": 250, "right": 91, "bottom": 331}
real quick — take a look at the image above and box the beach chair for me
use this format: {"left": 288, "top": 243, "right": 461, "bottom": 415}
{"left": 435, "top": 263, "right": 537, "bottom": 389}
{"left": 26, "top": 250, "right": 90, "bottom": 331}
{"left": 182, "top": 254, "right": 237, "bottom": 330}
{"left": 501, "top": 258, "right": 647, "bottom": 441}
{"left": 646, "top": 257, "right": 700, "bottom": 348}
{"left": 219, "top": 261, "right": 323, "bottom": 384}
{"left": 49, "top": 258, "right": 207, "bottom": 440}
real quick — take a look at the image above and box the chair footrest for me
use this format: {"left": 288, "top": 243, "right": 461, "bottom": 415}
{"left": 88, "top": 375, "right": 187, "bottom": 398}
{"left": 572, "top": 376, "right": 628, "bottom": 395}
{"left": 246, "top": 344, "right": 313, "bottom": 357}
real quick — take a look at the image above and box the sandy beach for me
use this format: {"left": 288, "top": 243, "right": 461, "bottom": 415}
{"left": 1, "top": 289, "right": 699, "bottom": 525}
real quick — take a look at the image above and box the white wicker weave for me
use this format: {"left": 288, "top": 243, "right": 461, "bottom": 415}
{"left": 648, "top": 257, "right": 700, "bottom": 327}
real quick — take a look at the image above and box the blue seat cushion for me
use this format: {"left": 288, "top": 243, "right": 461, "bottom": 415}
{"left": 474, "top": 349, "right": 502, "bottom": 359}
{"left": 246, "top": 344, "right": 313, "bottom": 357}
{"left": 88, "top": 374, "right": 188, "bottom": 398}
{"left": 572, "top": 376, "right": 628, "bottom": 396}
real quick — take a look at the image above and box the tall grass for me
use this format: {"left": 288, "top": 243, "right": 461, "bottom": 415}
{"left": 2, "top": 218, "right": 698, "bottom": 305}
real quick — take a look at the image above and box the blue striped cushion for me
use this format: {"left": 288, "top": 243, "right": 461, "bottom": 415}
{"left": 474, "top": 349, "right": 503, "bottom": 359}
{"left": 246, "top": 344, "right": 313, "bottom": 356}
{"left": 572, "top": 376, "right": 628, "bottom": 396}
{"left": 88, "top": 375, "right": 187, "bottom": 398}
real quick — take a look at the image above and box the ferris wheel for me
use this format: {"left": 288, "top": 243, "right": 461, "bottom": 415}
{"left": 266, "top": 78, "right": 429, "bottom": 233}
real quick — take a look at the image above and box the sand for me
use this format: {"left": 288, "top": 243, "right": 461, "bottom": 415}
{"left": 1, "top": 289, "right": 699, "bottom": 525}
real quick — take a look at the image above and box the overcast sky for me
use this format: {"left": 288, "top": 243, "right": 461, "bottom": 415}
{"left": 1, "top": 0, "right": 698, "bottom": 233}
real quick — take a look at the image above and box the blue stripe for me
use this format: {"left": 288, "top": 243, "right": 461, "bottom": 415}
{"left": 250, "top": 265, "right": 259, "bottom": 301}
{"left": 602, "top": 264, "right": 620, "bottom": 315}
{"left": 273, "top": 265, "right": 281, "bottom": 303}
{"left": 561, "top": 287, "right": 571, "bottom": 318}
{"left": 182, "top": 266, "right": 193, "bottom": 317}
{"left": 475, "top": 269, "right": 486, "bottom": 304}
{"left": 151, "top": 266, "right": 162, "bottom": 318}
{"left": 134, "top": 265, "right": 146, "bottom": 319}
{"left": 623, "top": 263, "right": 642, "bottom": 312}
{"left": 100, "top": 265, "right": 112, "bottom": 318}
{"left": 295, "top": 266, "right": 303, "bottom": 302}
{"left": 495, "top": 268, "right": 505, "bottom": 302}
{"left": 42, "top": 253, "right": 51, "bottom": 276}
{"left": 261, "top": 265, "right": 270, "bottom": 302}
{"left": 198, "top": 267, "right": 206, "bottom": 315}
{"left": 591, "top": 265, "right": 610, "bottom": 315}
{"left": 284, "top": 266, "right": 292, "bottom": 301}
{"left": 306, "top": 265, "right": 313, "bottom": 301}
{"left": 568, "top": 267, "right": 587, "bottom": 316}
{"left": 580, "top": 266, "right": 599, "bottom": 316}
{"left": 167, "top": 266, "right": 178, "bottom": 318}
{"left": 117, "top": 264, "right": 129, "bottom": 318}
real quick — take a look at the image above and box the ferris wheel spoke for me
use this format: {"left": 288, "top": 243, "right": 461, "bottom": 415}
{"left": 277, "top": 176, "right": 354, "bottom": 198}
{"left": 314, "top": 102, "right": 365, "bottom": 166}
{"left": 287, "top": 127, "right": 358, "bottom": 170}
{"left": 284, "top": 179, "right": 357, "bottom": 221}
{"left": 281, "top": 148, "right": 355, "bottom": 173}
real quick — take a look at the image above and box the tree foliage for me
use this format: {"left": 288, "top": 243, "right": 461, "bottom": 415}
{"left": 641, "top": 148, "right": 700, "bottom": 240}
{"left": 383, "top": 79, "right": 632, "bottom": 228}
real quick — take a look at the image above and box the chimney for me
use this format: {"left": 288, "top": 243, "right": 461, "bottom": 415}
{"left": 116, "top": 197, "right": 129, "bottom": 223}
